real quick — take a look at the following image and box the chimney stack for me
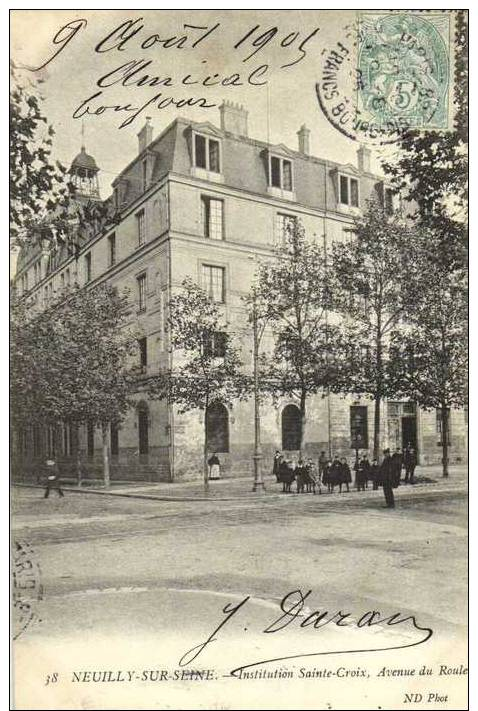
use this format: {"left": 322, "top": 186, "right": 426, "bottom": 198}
{"left": 138, "top": 117, "right": 153, "bottom": 154}
{"left": 219, "top": 101, "right": 248, "bottom": 137}
{"left": 297, "top": 124, "right": 311, "bottom": 155}
{"left": 357, "top": 145, "right": 371, "bottom": 173}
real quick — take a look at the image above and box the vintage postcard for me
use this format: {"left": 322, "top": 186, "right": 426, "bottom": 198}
{"left": 10, "top": 8, "right": 468, "bottom": 710}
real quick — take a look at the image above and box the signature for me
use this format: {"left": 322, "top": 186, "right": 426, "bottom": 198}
{"left": 179, "top": 589, "right": 433, "bottom": 677}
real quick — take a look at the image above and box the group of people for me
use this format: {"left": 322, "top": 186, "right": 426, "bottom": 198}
{"left": 272, "top": 444, "right": 418, "bottom": 509}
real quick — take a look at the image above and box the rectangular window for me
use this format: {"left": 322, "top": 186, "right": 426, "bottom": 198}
{"left": 209, "top": 140, "right": 220, "bottom": 172}
{"left": 436, "top": 408, "right": 451, "bottom": 445}
{"left": 350, "top": 405, "right": 369, "bottom": 449}
{"left": 62, "top": 423, "right": 72, "bottom": 456}
{"left": 282, "top": 160, "right": 292, "bottom": 191}
{"left": 195, "top": 134, "right": 207, "bottom": 169}
{"left": 47, "top": 426, "right": 56, "bottom": 458}
{"left": 110, "top": 423, "right": 119, "bottom": 457}
{"left": 276, "top": 213, "right": 297, "bottom": 242}
{"left": 340, "top": 175, "right": 349, "bottom": 204}
{"left": 136, "top": 210, "right": 145, "bottom": 246}
{"left": 203, "top": 331, "right": 227, "bottom": 358}
{"left": 108, "top": 233, "right": 116, "bottom": 266}
{"left": 201, "top": 197, "right": 224, "bottom": 240}
{"left": 85, "top": 253, "right": 92, "bottom": 283}
{"left": 385, "top": 188, "right": 394, "bottom": 215}
{"left": 138, "top": 337, "right": 147, "bottom": 371}
{"left": 33, "top": 425, "right": 42, "bottom": 457}
{"left": 60, "top": 273, "right": 65, "bottom": 289}
{"left": 269, "top": 155, "right": 293, "bottom": 191}
{"left": 194, "top": 133, "right": 221, "bottom": 172}
{"left": 87, "top": 422, "right": 94, "bottom": 457}
{"left": 202, "top": 265, "right": 225, "bottom": 303}
{"left": 137, "top": 273, "right": 147, "bottom": 312}
{"left": 340, "top": 175, "right": 360, "bottom": 207}
{"left": 65, "top": 268, "right": 70, "bottom": 286}
{"left": 271, "top": 156, "right": 281, "bottom": 187}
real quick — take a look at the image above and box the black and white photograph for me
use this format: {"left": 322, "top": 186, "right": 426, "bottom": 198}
{"left": 9, "top": 8, "right": 469, "bottom": 709}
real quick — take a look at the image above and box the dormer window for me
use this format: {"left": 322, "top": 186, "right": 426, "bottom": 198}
{"left": 339, "top": 174, "right": 359, "bottom": 207}
{"left": 194, "top": 133, "right": 221, "bottom": 173}
{"left": 269, "top": 155, "right": 293, "bottom": 191}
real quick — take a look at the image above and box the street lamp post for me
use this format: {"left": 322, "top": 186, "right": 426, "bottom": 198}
{"left": 251, "top": 291, "right": 265, "bottom": 492}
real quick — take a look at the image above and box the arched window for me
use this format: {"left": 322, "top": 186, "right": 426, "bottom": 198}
{"left": 282, "top": 404, "right": 302, "bottom": 451}
{"left": 206, "top": 402, "right": 229, "bottom": 453}
{"left": 137, "top": 402, "right": 149, "bottom": 455}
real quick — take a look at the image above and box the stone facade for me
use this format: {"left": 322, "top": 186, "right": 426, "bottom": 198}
{"left": 12, "top": 103, "right": 467, "bottom": 482}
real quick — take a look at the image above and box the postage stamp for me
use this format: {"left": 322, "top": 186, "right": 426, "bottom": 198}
{"left": 12, "top": 540, "right": 43, "bottom": 640}
{"left": 315, "top": 12, "right": 452, "bottom": 145}
{"left": 357, "top": 12, "right": 451, "bottom": 131}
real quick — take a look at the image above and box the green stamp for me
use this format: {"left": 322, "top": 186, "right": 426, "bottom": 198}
{"left": 358, "top": 13, "right": 450, "bottom": 131}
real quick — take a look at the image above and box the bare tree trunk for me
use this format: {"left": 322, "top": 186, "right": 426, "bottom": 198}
{"left": 74, "top": 425, "right": 82, "bottom": 487}
{"left": 203, "top": 409, "right": 209, "bottom": 493}
{"left": 299, "top": 389, "right": 307, "bottom": 458}
{"left": 203, "top": 393, "right": 210, "bottom": 493}
{"left": 373, "top": 395, "right": 381, "bottom": 462}
{"left": 441, "top": 405, "right": 449, "bottom": 478}
{"left": 101, "top": 423, "right": 110, "bottom": 488}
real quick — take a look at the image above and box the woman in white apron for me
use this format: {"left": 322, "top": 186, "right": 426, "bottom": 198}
{"left": 208, "top": 453, "right": 221, "bottom": 480}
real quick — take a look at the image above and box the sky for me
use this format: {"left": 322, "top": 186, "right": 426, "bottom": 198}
{"left": 10, "top": 9, "right": 390, "bottom": 200}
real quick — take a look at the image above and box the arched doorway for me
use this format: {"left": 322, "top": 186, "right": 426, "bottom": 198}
{"left": 206, "top": 402, "right": 229, "bottom": 452}
{"left": 282, "top": 404, "right": 302, "bottom": 451}
{"left": 137, "top": 402, "right": 149, "bottom": 455}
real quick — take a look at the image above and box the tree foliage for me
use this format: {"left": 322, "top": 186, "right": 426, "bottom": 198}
{"left": 329, "top": 200, "right": 414, "bottom": 459}
{"left": 11, "top": 284, "right": 139, "bottom": 483}
{"left": 10, "top": 63, "right": 74, "bottom": 247}
{"left": 149, "top": 278, "right": 246, "bottom": 487}
{"left": 254, "top": 220, "right": 336, "bottom": 452}
{"left": 389, "top": 229, "right": 467, "bottom": 476}
{"left": 382, "top": 11, "right": 468, "bottom": 236}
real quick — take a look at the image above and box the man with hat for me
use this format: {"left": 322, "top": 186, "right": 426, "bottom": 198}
{"left": 379, "top": 448, "right": 395, "bottom": 509}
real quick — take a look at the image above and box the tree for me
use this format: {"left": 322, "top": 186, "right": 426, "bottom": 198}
{"left": 381, "top": 10, "right": 468, "bottom": 267}
{"left": 11, "top": 284, "right": 139, "bottom": 486}
{"left": 329, "top": 199, "right": 414, "bottom": 461}
{"left": 389, "top": 234, "right": 467, "bottom": 477}
{"left": 253, "top": 220, "right": 335, "bottom": 454}
{"left": 10, "top": 62, "right": 74, "bottom": 248}
{"left": 149, "top": 278, "right": 246, "bottom": 490}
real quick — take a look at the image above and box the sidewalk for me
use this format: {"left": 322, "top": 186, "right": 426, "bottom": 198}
{"left": 14, "top": 464, "right": 468, "bottom": 502}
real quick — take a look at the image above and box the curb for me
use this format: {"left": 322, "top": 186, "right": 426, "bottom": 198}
{"left": 12, "top": 482, "right": 274, "bottom": 503}
{"left": 13, "top": 478, "right": 465, "bottom": 504}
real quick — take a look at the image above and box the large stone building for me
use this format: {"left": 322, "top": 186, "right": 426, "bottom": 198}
{"left": 13, "top": 102, "right": 467, "bottom": 482}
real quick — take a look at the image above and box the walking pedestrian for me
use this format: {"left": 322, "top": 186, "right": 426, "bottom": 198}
{"left": 43, "top": 459, "right": 64, "bottom": 498}
{"left": 403, "top": 445, "right": 417, "bottom": 484}
{"left": 380, "top": 448, "right": 395, "bottom": 508}
{"left": 339, "top": 457, "right": 352, "bottom": 493}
